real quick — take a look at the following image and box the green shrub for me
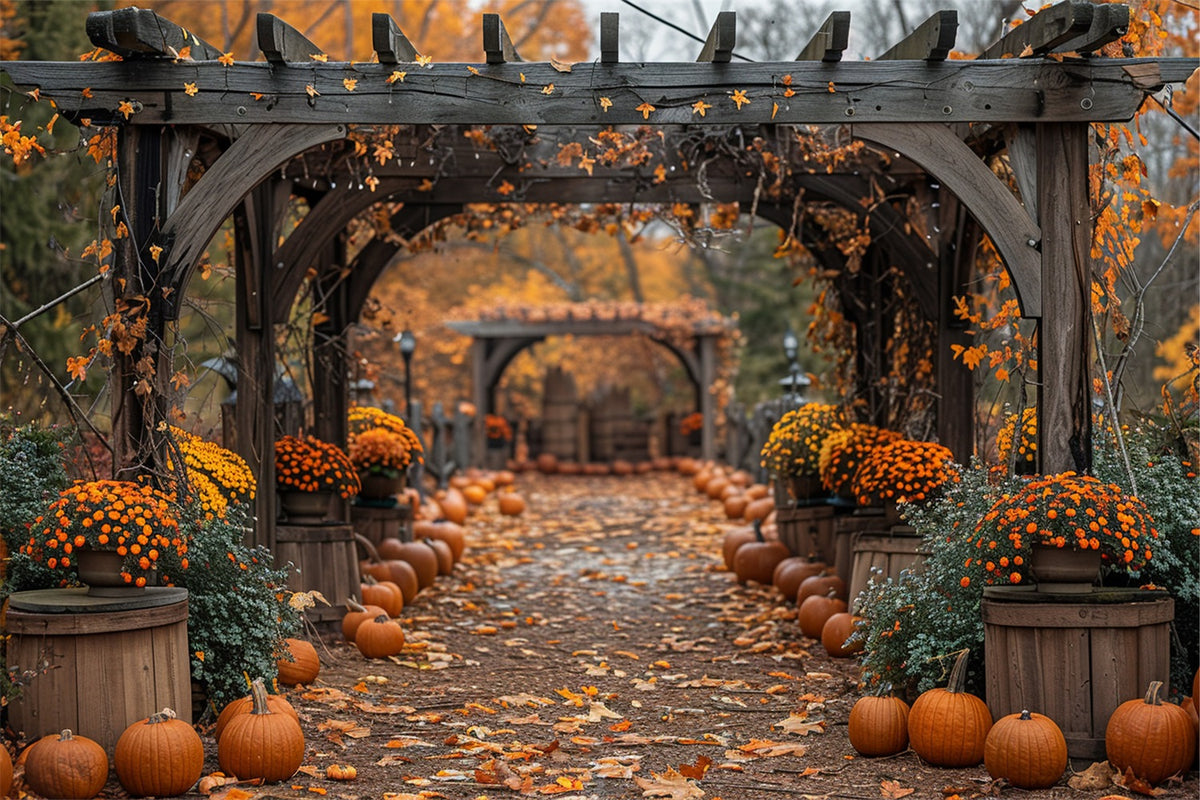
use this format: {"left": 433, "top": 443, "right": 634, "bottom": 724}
{"left": 170, "top": 506, "right": 301, "bottom": 710}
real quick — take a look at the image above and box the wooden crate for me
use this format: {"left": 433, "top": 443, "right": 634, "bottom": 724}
{"left": 275, "top": 523, "right": 360, "bottom": 624}
{"left": 982, "top": 588, "right": 1174, "bottom": 761}
{"left": 775, "top": 505, "right": 835, "bottom": 560}
{"left": 351, "top": 504, "right": 413, "bottom": 545}
{"left": 848, "top": 527, "right": 927, "bottom": 603}
{"left": 6, "top": 587, "right": 191, "bottom": 754}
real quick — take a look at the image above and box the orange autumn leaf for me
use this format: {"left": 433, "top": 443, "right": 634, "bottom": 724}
{"left": 636, "top": 102, "right": 655, "bottom": 119}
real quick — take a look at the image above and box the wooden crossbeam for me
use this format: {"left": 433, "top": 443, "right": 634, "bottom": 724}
{"left": 86, "top": 7, "right": 223, "bottom": 60}
{"left": 697, "top": 11, "right": 736, "bottom": 63}
{"left": 483, "top": 14, "right": 522, "bottom": 64}
{"left": 976, "top": 0, "right": 1094, "bottom": 60}
{"left": 1054, "top": 3, "right": 1130, "bottom": 55}
{"left": 372, "top": 14, "right": 419, "bottom": 64}
{"left": 794, "top": 11, "right": 850, "bottom": 62}
{"left": 876, "top": 10, "right": 957, "bottom": 61}
{"left": 601, "top": 12, "right": 619, "bottom": 64}
{"left": 257, "top": 13, "right": 326, "bottom": 63}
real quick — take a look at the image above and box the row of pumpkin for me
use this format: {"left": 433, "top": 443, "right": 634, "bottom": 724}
{"left": 686, "top": 461, "right": 1200, "bottom": 791}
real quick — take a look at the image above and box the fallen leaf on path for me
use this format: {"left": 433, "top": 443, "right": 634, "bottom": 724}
{"left": 880, "top": 778, "right": 914, "bottom": 798}
{"left": 677, "top": 755, "right": 712, "bottom": 779}
{"left": 1068, "top": 760, "right": 1114, "bottom": 789}
{"left": 634, "top": 767, "right": 705, "bottom": 798}
{"left": 773, "top": 711, "right": 826, "bottom": 736}
{"left": 1114, "top": 766, "right": 1167, "bottom": 796}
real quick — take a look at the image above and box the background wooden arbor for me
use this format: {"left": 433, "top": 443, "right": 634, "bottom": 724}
{"left": 3, "top": 2, "right": 1191, "bottom": 549}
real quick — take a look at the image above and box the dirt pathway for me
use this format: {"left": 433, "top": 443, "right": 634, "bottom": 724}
{"left": 265, "top": 472, "right": 1192, "bottom": 800}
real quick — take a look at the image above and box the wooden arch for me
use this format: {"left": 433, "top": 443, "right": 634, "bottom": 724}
{"left": 3, "top": 2, "right": 1190, "bottom": 548}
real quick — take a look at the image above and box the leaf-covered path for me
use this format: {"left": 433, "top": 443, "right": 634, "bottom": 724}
{"left": 257, "top": 472, "right": 1190, "bottom": 800}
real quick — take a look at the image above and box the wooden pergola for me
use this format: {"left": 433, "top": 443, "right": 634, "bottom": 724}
{"left": 2, "top": 2, "right": 1191, "bottom": 549}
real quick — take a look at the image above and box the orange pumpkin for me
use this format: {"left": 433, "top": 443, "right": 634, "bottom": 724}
{"left": 0, "top": 743, "right": 10, "bottom": 798}
{"left": 462, "top": 484, "right": 488, "bottom": 505}
{"left": 218, "top": 679, "right": 305, "bottom": 782}
{"left": 908, "top": 649, "right": 993, "bottom": 767}
{"left": 820, "top": 612, "right": 863, "bottom": 657}
{"left": 360, "top": 577, "right": 404, "bottom": 617}
{"left": 772, "top": 558, "right": 827, "bottom": 604}
{"left": 797, "top": 592, "right": 846, "bottom": 639}
{"left": 743, "top": 496, "right": 775, "bottom": 522}
{"left": 275, "top": 637, "right": 320, "bottom": 685}
{"left": 723, "top": 494, "right": 748, "bottom": 519}
{"left": 424, "top": 537, "right": 454, "bottom": 575}
{"left": 721, "top": 527, "right": 758, "bottom": 571}
{"left": 115, "top": 707, "right": 204, "bottom": 797}
{"left": 1106, "top": 680, "right": 1197, "bottom": 785}
{"left": 797, "top": 573, "right": 846, "bottom": 605}
{"left": 498, "top": 492, "right": 527, "bottom": 516}
{"left": 983, "top": 710, "right": 1067, "bottom": 789}
{"left": 343, "top": 598, "right": 388, "bottom": 643}
{"left": 215, "top": 687, "right": 299, "bottom": 741}
{"left": 435, "top": 488, "right": 468, "bottom": 524}
{"left": 848, "top": 695, "right": 910, "bottom": 756}
{"left": 732, "top": 540, "right": 790, "bottom": 585}
{"left": 24, "top": 729, "right": 109, "bottom": 799}
{"left": 356, "top": 614, "right": 407, "bottom": 658}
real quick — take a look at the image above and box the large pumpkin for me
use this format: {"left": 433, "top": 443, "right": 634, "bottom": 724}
{"left": 848, "top": 695, "right": 910, "bottom": 756}
{"left": 424, "top": 537, "right": 454, "bottom": 576}
{"left": 0, "top": 743, "right": 10, "bottom": 798}
{"left": 24, "top": 729, "right": 109, "bottom": 799}
{"left": 983, "top": 710, "right": 1067, "bottom": 789}
{"left": 276, "top": 637, "right": 320, "bottom": 685}
{"left": 908, "top": 649, "right": 993, "bottom": 767}
{"left": 115, "top": 707, "right": 204, "bottom": 797}
{"left": 1106, "top": 680, "right": 1197, "bottom": 785}
{"left": 381, "top": 540, "right": 438, "bottom": 589}
{"left": 356, "top": 614, "right": 408, "bottom": 658}
{"left": 215, "top": 686, "right": 299, "bottom": 741}
{"left": 218, "top": 678, "right": 305, "bottom": 782}
{"left": 732, "top": 540, "right": 790, "bottom": 585}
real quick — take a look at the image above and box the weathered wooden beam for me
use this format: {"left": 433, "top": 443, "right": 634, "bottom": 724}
{"left": 877, "top": 10, "right": 957, "bottom": 61}
{"left": 1054, "top": 3, "right": 1130, "bottom": 55}
{"left": 483, "top": 14, "right": 522, "bottom": 64}
{"left": 697, "top": 11, "right": 736, "bottom": 63}
{"left": 600, "top": 12, "right": 619, "bottom": 64}
{"left": 86, "top": 7, "right": 224, "bottom": 60}
{"left": 976, "top": 0, "right": 1094, "bottom": 60}
{"left": 6, "top": 58, "right": 1187, "bottom": 126}
{"left": 372, "top": 13, "right": 419, "bottom": 64}
{"left": 794, "top": 11, "right": 850, "bottom": 62}
{"left": 257, "top": 12, "right": 326, "bottom": 63}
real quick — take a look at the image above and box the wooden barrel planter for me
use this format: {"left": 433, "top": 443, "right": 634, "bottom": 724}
{"left": 982, "top": 587, "right": 1174, "bottom": 762}
{"left": 351, "top": 504, "right": 413, "bottom": 546}
{"left": 274, "top": 523, "right": 360, "bottom": 625}
{"left": 775, "top": 505, "right": 835, "bottom": 560}
{"left": 6, "top": 587, "right": 192, "bottom": 754}
{"left": 831, "top": 509, "right": 889, "bottom": 591}
{"left": 848, "top": 526, "right": 927, "bottom": 603}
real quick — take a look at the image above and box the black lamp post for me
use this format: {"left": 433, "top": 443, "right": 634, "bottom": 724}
{"left": 396, "top": 329, "right": 416, "bottom": 415}
{"left": 781, "top": 326, "right": 807, "bottom": 405}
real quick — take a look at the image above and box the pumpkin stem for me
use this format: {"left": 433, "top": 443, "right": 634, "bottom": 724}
{"left": 752, "top": 519, "right": 765, "bottom": 543}
{"left": 946, "top": 648, "right": 970, "bottom": 694}
{"left": 148, "top": 707, "right": 178, "bottom": 724}
{"left": 1019, "top": 709, "right": 1032, "bottom": 721}
{"left": 373, "top": 614, "right": 390, "bottom": 624}
{"left": 1144, "top": 680, "right": 1164, "bottom": 705}
{"left": 363, "top": 574, "right": 380, "bottom": 586}
{"left": 59, "top": 729, "right": 75, "bottom": 740}
{"left": 346, "top": 597, "right": 367, "bottom": 612}
{"left": 354, "top": 531, "right": 383, "bottom": 563}
{"left": 248, "top": 678, "right": 274, "bottom": 716}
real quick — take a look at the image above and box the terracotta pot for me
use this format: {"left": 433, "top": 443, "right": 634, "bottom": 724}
{"left": 359, "top": 473, "right": 405, "bottom": 499}
{"left": 278, "top": 490, "right": 333, "bottom": 523}
{"left": 75, "top": 547, "right": 145, "bottom": 597}
{"left": 1028, "top": 543, "right": 1101, "bottom": 593}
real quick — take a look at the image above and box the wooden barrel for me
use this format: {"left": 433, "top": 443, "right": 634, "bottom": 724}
{"left": 982, "top": 588, "right": 1174, "bottom": 761}
{"left": 542, "top": 367, "right": 578, "bottom": 461}
{"left": 848, "top": 527, "right": 927, "bottom": 602}
{"left": 775, "top": 505, "right": 835, "bottom": 560}
{"left": 6, "top": 587, "right": 192, "bottom": 754}
{"left": 831, "top": 510, "right": 889, "bottom": 591}
{"left": 351, "top": 505, "right": 413, "bottom": 545}
{"left": 274, "top": 523, "right": 360, "bottom": 625}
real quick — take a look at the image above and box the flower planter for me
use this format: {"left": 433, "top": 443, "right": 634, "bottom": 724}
{"left": 277, "top": 489, "right": 334, "bottom": 524}
{"left": 848, "top": 526, "right": 927, "bottom": 603}
{"left": 775, "top": 504, "right": 835, "bottom": 560}
{"left": 6, "top": 587, "right": 192, "bottom": 754}
{"left": 358, "top": 473, "right": 406, "bottom": 501}
{"left": 351, "top": 504, "right": 413, "bottom": 545}
{"left": 982, "top": 587, "right": 1174, "bottom": 761}
{"left": 274, "top": 523, "right": 360, "bottom": 627}
{"left": 75, "top": 547, "right": 147, "bottom": 597}
{"left": 1027, "top": 543, "right": 1102, "bottom": 593}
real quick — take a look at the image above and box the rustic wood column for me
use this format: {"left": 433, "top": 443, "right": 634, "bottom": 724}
{"left": 470, "top": 338, "right": 489, "bottom": 465}
{"left": 1036, "top": 122, "right": 1093, "bottom": 474}
{"left": 312, "top": 236, "right": 350, "bottom": 449}
{"left": 111, "top": 126, "right": 170, "bottom": 481}
{"left": 699, "top": 334, "right": 717, "bottom": 461}
{"left": 936, "top": 199, "right": 979, "bottom": 461}
{"left": 233, "top": 182, "right": 287, "bottom": 549}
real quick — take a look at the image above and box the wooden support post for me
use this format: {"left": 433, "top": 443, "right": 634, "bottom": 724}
{"left": 937, "top": 198, "right": 978, "bottom": 461}
{"left": 233, "top": 182, "right": 285, "bottom": 549}
{"left": 1036, "top": 122, "right": 1092, "bottom": 474}
{"left": 600, "top": 12, "right": 619, "bottom": 64}
{"left": 697, "top": 11, "right": 736, "bottom": 63}
{"left": 470, "top": 338, "right": 489, "bottom": 464}
{"left": 977, "top": 1, "right": 1096, "bottom": 60}
{"left": 483, "top": 14, "right": 522, "bottom": 64}
{"left": 699, "top": 334, "right": 717, "bottom": 460}
{"left": 312, "top": 239, "right": 350, "bottom": 450}
{"left": 372, "top": 13, "right": 418, "bottom": 64}
{"left": 111, "top": 126, "right": 170, "bottom": 482}
{"left": 257, "top": 13, "right": 325, "bottom": 62}
{"left": 876, "top": 10, "right": 957, "bottom": 61}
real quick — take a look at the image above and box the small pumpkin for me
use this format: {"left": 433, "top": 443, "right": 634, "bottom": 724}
{"left": 0, "top": 743, "right": 10, "bottom": 799}
{"left": 115, "top": 707, "right": 204, "bottom": 797}
{"left": 742, "top": 496, "right": 774, "bottom": 522}
{"left": 536, "top": 453, "right": 558, "bottom": 474}
{"left": 215, "top": 685, "right": 299, "bottom": 740}
{"left": 983, "top": 709, "right": 1067, "bottom": 789}
{"left": 721, "top": 527, "right": 758, "bottom": 571}
{"left": 356, "top": 614, "right": 407, "bottom": 658}
{"left": 908, "top": 649, "right": 993, "bottom": 767}
{"left": 732, "top": 539, "right": 790, "bottom": 585}
{"left": 744, "top": 484, "right": 770, "bottom": 500}
{"left": 417, "top": 519, "right": 466, "bottom": 561}
{"left": 797, "top": 591, "right": 846, "bottom": 639}
{"left": 704, "top": 476, "right": 730, "bottom": 500}
{"left": 848, "top": 694, "right": 910, "bottom": 756}
{"left": 381, "top": 558, "right": 420, "bottom": 603}
{"left": 435, "top": 487, "right": 468, "bottom": 524}
{"left": 820, "top": 611, "right": 864, "bottom": 658}
{"left": 772, "top": 558, "right": 826, "bottom": 604}
{"left": 360, "top": 576, "right": 405, "bottom": 617}
{"left": 796, "top": 573, "right": 846, "bottom": 605}
{"left": 218, "top": 678, "right": 305, "bottom": 782}
{"left": 1105, "top": 680, "right": 1197, "bottom": 785}
{"left": 326, "top": 763, "right": 358, "bottom": 781}
{"left": 276, "top": 637, "right": 320, "bottom": 685}
{"left": 723, "top": 494, "right": 748, "bottom": 519}
{"left": 498, "top": 492, "right": 526, "bottom": 516}
{"left": 343, "top": 598, "right": 389, "bottom": 642}
{"left": 24, "top": 729, "right": 109, "bottom": 800}
{"left": 382, "top": 540, "right": 438, "bottom": 589}
{"left": 462, "top": 484, "right": 488, "bottom": 505}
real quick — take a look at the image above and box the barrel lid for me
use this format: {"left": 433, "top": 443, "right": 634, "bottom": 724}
{"left": 983, "top": 585, "right": 1172, "bottom": 604}
{"left": 8, "top": 586, "right": 188, "bottom": 613}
